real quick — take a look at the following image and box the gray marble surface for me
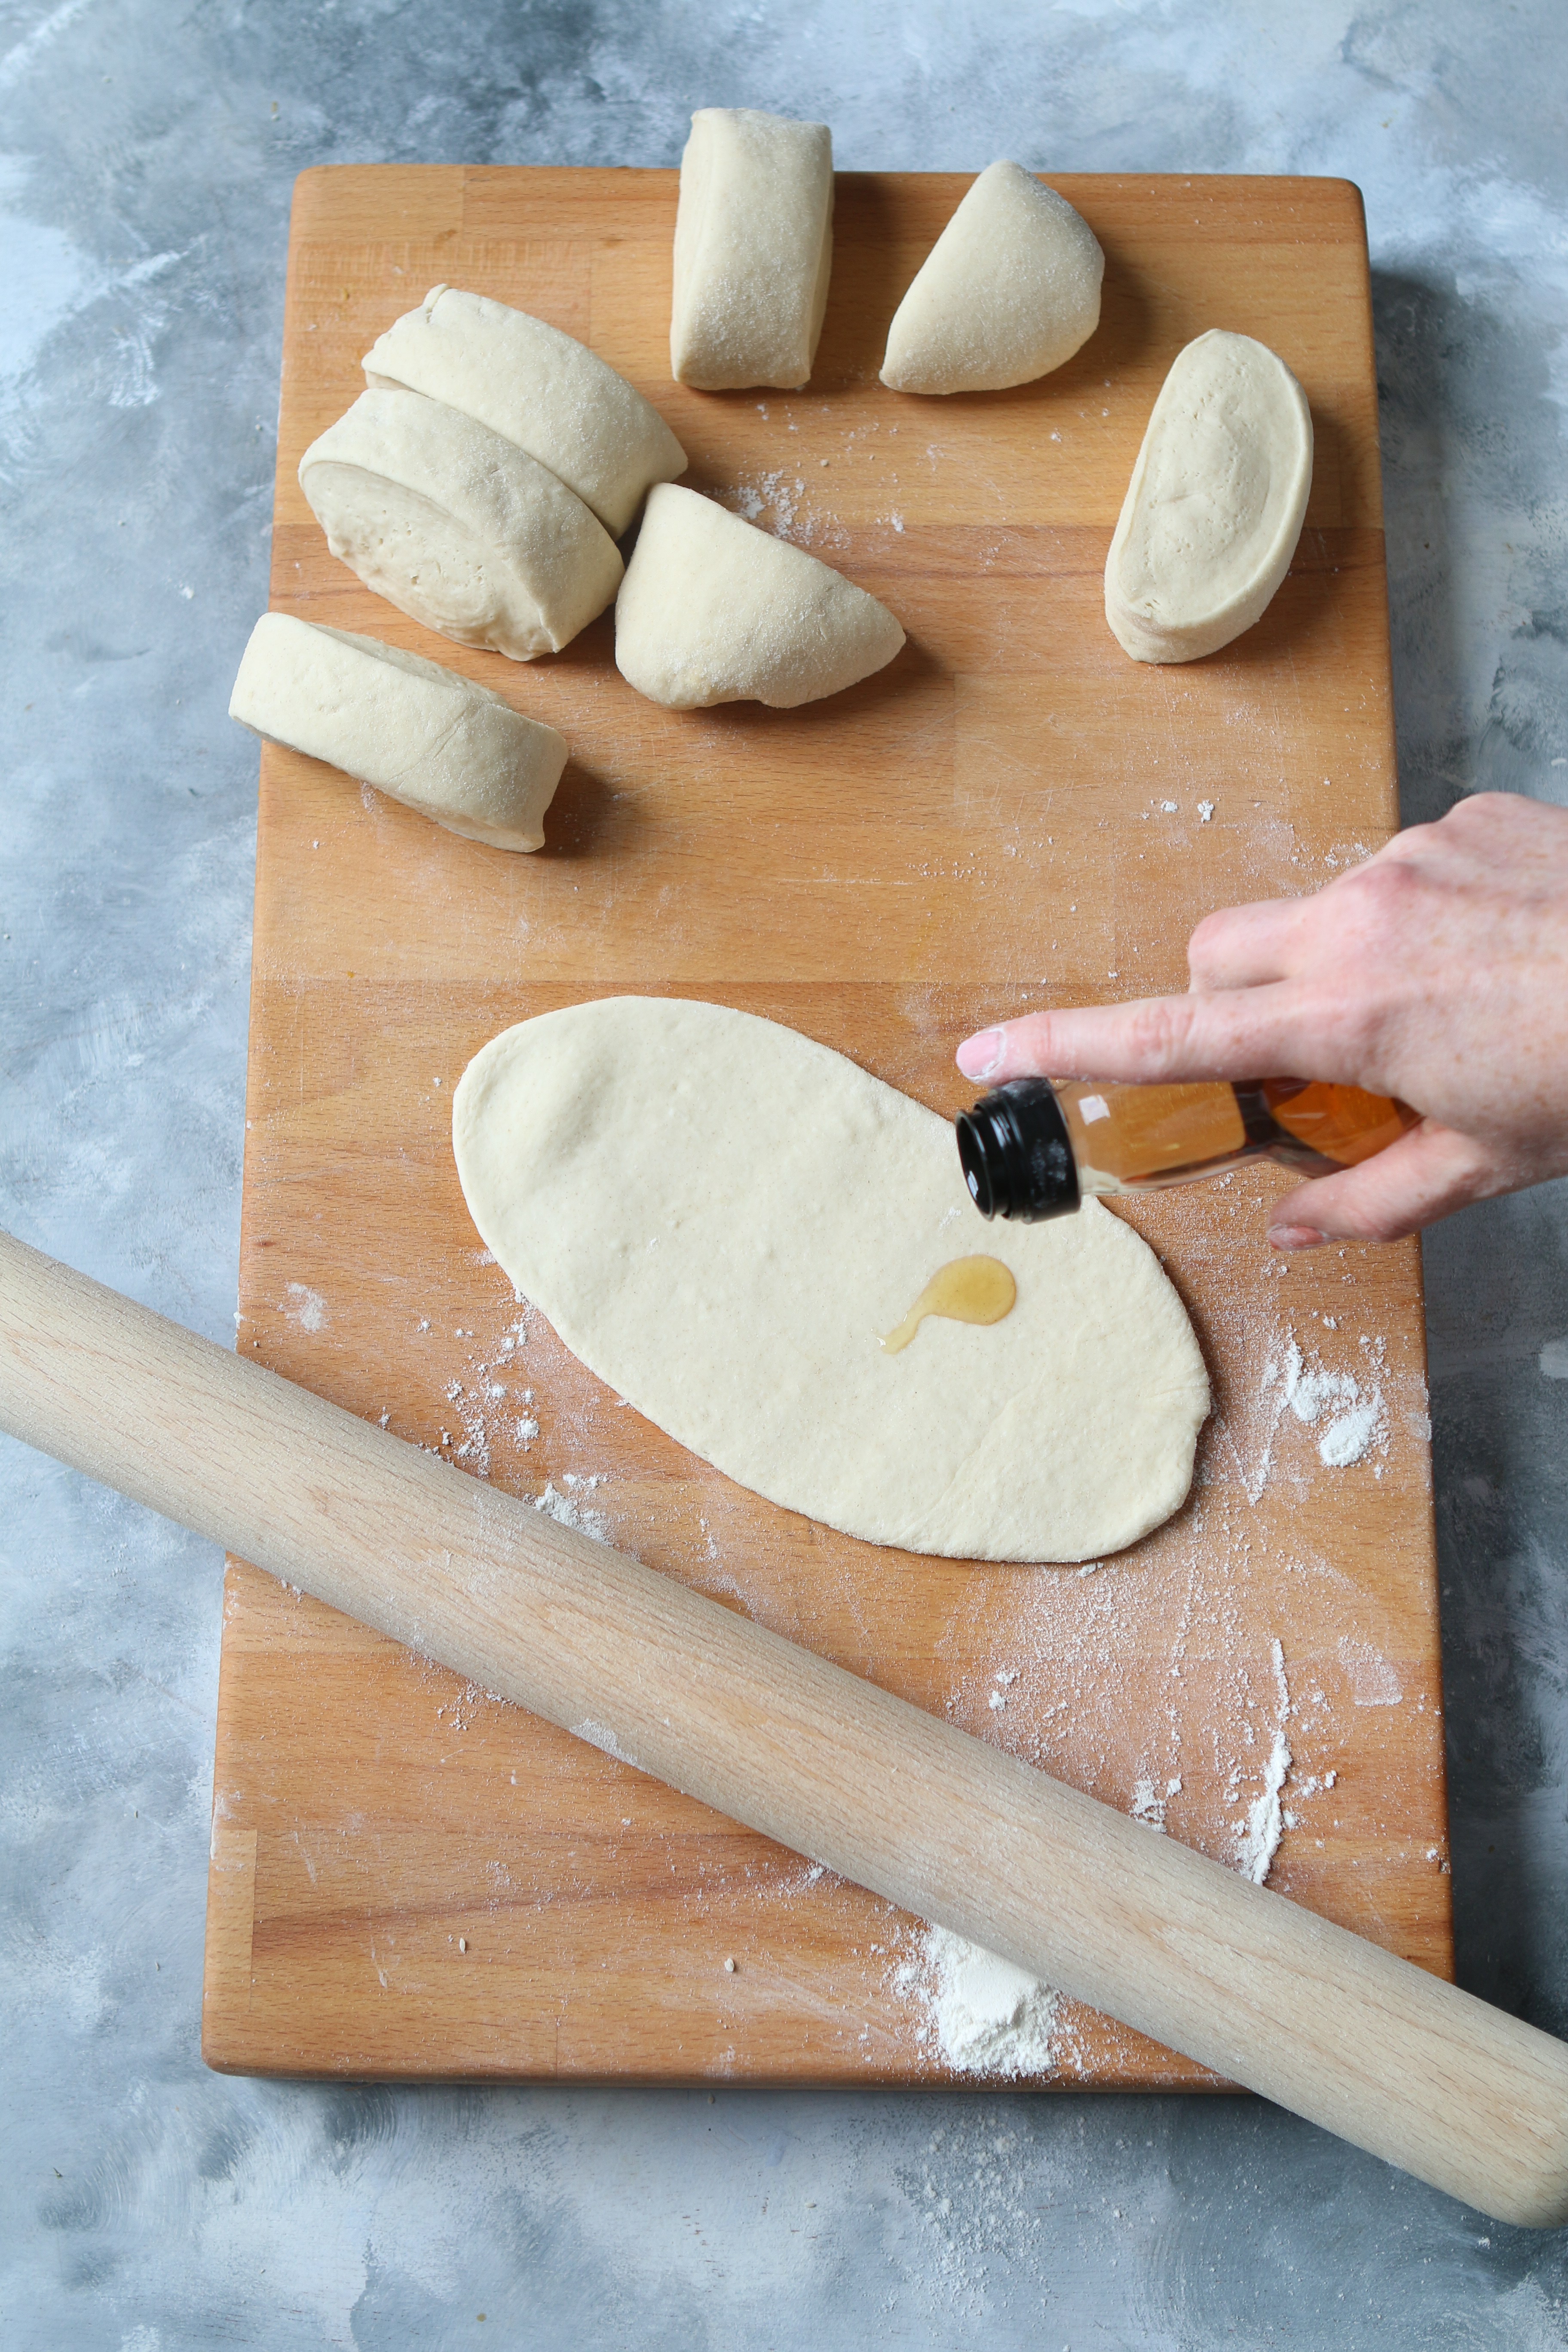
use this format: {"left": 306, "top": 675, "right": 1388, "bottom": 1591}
{"left": 3, "top": 1, "right": 1567, "bottom": 2342}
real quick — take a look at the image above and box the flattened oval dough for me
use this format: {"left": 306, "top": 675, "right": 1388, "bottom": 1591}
{"left": 671, "top": 109, "right": 834, "bottom": 390}
{"left": 881, "top": 161, "right": 1104, "bottom": 395}
{"left": 299, "top": 389, "right": 624, "bottom": 662}
{"left": 1105, "top": 329, "right": 1313, "bottom": 663}
{"left": 452, "top": 998, "right": 1211, "bottom": 1563}
{"left": 364, "top": 285, "right": 687, "bottom": 538}
{"left": 615, "top": 482, "right": 903, "bottom": 709}
{"left": 229, "top": 613, "right": 568, "bottom": 850}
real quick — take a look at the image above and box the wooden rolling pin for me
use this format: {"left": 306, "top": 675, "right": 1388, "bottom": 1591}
{"left": 2, "top": 1226, "right": 1565, "bottom": 2225}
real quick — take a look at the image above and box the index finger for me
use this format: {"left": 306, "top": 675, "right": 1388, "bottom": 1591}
{"left": 955, "top": 986, "right": 1324, "bottom": 1086}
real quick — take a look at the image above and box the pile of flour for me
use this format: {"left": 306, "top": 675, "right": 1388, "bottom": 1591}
{"left": 897, "top": 1926, "right": 1059, "bottom": 2076}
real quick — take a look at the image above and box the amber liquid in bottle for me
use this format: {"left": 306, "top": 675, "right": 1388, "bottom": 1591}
{"left": 1059, "top": 1076, "right": 1420, "bottom": 1196}
{"left": 956, "top": 1076, "right": 1421, "bottom": 1223}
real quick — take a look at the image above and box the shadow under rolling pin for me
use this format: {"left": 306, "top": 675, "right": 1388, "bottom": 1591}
{"left": 1, "top": 1224, "right": 1565, "bottom": 2228}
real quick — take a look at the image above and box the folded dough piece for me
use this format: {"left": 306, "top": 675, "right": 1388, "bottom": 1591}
{"left": 363, "top": 286, "right": 686, "bottom": 539}
{"left": 230, "top": 612, "right": 568, "bottom": 850}
{"left": 298, "top": 388, "right": 623, "bottom": 662}
{"left": 452, "top": 997, "right": 1210, "bottom": 1562}
{"left": 615, "top": 483, "right": 903, "bottom": 709}
{"left": 881, "top": 161, "right": 1103, "bottom": 395}
{"left": 1105, "top": 329, "right": 1313, "bottom": 664}
{"left": 671, "top": 108, "right": 834, "bottom": 390}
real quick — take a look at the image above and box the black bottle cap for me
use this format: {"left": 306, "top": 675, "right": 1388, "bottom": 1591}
{"left": 955, "top": 1078, "right": 1081, "bottom": 1222}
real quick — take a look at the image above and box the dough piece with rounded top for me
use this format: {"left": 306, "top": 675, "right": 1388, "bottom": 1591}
{"left": 229, "top": 613, "right": 568, "bottom": 851}
{"left": 880, "top": 162, "right": 1103, "bottom": 395}
{"left": 363, "top": 285, "right": 686, "bottom": 538}
{"left": 671, "top": 109, "right": 833, "bottom": 390}
{"left": 1105, "top": 329, "right": 1314, "bottom": 664}
{"left": 298, "top": 388, "right": 623, "bottom": 662}
{"left": 452, "top": 996, "right": 1210, "bottom": 1562}
{"left": 614, "top": 483, "right": 903, "bottom": 709}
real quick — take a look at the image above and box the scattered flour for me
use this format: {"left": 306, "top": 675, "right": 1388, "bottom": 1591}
{"left": 1338, "top": 1633, "right": 1403, "bottom": 1706}
{"left": 533, "top": 1478, "right": 611, "bottom": 1543}
{"left": 1235, "top": 1638, "right": 1292, "bottom": 1884}
{"left": 896, "top": 1926, "right": 1059, "bottom": 2077}
{"left": 571, "top": 1717, "right": 637, "bottom": 1765}
{"left": 282, "top": 1281, "right": 327, "bottom": 1332}
{"left": 1131, "top": 1773, "right": 1182, "bottom": 1832}
{"left": 1263, "top": 1332, "right": 1387, "bottom": 1469}
{"left": 722, "top": 467, "right": 848, "bottom": 550}
{"left": 1541, "top": 1336, "right": 1568, "bottom": 1378}
{"left": 1318, "top": 1399, "right": 1381, "bottom": 1467}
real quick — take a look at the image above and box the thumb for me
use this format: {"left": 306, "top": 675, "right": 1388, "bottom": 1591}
{"left": 1266, "top": 1122, "right": 1511, "bottom": 1249}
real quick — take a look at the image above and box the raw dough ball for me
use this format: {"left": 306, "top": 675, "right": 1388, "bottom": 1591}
{"left": 615, "top": 482, "right": 903, "bottom": 709}
{"left": 1104, "top": 329, "right": 1314, "bottom": 664}
{"left": 298, "top": 388, "right": 624, "bottom": 662}
{"left": 671, "top": 109, "right": 834, "bottom": 390}
{"left": 452, "top": 997, "right": 1210, "bottom": 1563}
{"left": 364, "top": 285, "right": 686, "bottom": 539}
{"left": 880, "top": 162, "right": 1103, "bottom": 395}
{"left": 229, "top": 613, "right": 568, "bottom": 851}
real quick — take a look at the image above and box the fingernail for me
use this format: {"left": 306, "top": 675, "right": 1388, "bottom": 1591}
{"left": 956, "top": 1028, "right": 1004, "bottom": 1081}
{"left": 1268, "top": 1225, "right": 1327, "bottom": 1252}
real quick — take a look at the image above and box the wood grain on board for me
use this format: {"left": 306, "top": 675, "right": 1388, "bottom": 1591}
{"left": 203, "top": 166, "right": 1449, "bottom": 2084}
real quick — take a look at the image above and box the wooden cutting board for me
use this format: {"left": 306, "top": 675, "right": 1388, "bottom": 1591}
{"left": 202, "top": 165, "right": 1450, "bottom": 2085}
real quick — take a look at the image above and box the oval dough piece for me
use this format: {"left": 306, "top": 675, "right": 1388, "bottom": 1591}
{"left": 229, "top": 613, "right": 568, "bottom": 850}
{"left": 452, "top": 998, "right": 1210, "bottom": 1562}
{"left": 298, "top": 389, "right": 624, "bottom": 662}
{"left": 881, "top": 161, "right": 1104, "bottom": 395}
{"left": 364, "top": 285, "right": 686, "bottom": 539}
{"left": 1104, "top": 329, "right": 1314, "bottom": 664}
{"left": 671, "top": 109, "right": 834, "bottom": 391}
{"left": 615, "top": 483, "right": 903, "bottom": 709}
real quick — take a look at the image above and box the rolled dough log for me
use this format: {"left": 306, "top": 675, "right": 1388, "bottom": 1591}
{"left": 671, "top": 109, "right": 834, "bottom": 390}
{"left": 364, "top": 285, "right": 687, "bottom": 538}
{"left": 1104, "top": 329, "right": 1314, "bottom": 664}
{"left": 298, "top": 389, "right": 624, "bottom": 662}
{"left": 452, "top": 998, "right": 1210, "bottom": 1562}
{"left": 615, "top": 482, "right": 904, "bottom": 709}
{"left": 881, "top": 161, "right": 1104, "bottom": 395}
{"left": 229, "top": 612, "right": 567, "bottom": 851}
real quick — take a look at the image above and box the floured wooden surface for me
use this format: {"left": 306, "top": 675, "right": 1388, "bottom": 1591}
{"left": 204, "top": 166, "right": 1449, "bottom": 2084}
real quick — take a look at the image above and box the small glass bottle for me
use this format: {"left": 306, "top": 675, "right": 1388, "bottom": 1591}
{"left": 956, "top": 1075, "right": 1421, "bottom": 1223}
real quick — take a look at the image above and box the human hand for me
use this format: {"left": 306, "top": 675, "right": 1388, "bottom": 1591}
{"left": 955, "top": 793, "right": 1568, "bottom": 1248}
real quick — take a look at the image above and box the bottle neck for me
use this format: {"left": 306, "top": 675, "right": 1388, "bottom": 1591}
{"left": 956, "top": 1079, "right": 1079, "bottom": 1222}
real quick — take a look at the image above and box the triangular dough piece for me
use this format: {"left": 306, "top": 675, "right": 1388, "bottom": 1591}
{"left": 880, "top": 161, "right": 1103, "bottom": 395}
{"left": 364, "top": 285, "right": 686, "bottom": 538}
{"left": 1104, "top": 329, "right": 1313, "bottom": 664}
{"left": 615, "top": 484, "right": 904, "bottom": 709}
{"left": 298, "top": 389, "right": 623, "bottom": 662}
{"left": 229, "top": 614, "right": 567, "bottom": 850}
